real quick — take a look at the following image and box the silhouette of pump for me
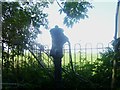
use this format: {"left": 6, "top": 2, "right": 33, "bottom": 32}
{"left": 50, "top": 25, "right": 68, "bottom": 58}
{"left": 50, "top": 25, "right": 68, "bottom": 89}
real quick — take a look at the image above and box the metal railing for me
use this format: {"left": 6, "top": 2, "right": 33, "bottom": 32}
{"left": 2, "top": 41, "right": 113, "bottom": 69}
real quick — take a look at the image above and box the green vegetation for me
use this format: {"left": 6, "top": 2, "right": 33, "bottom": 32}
{"left": 62, "top": 52, "right": 100, "bottom": 66}
{"left": 2, "top": 47, "right": 120, "bottom": 89}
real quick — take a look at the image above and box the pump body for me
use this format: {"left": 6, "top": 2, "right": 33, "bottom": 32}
{"left": 50, "top": 25, "right": 68, "bottom": 89}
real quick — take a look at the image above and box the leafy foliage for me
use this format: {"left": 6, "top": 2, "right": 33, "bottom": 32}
{"left": 2, "top": 2, "right": 48, "bottom": 49}
{"left": 3, "top": 47, "right": 120, "bottom": 89}
{"left": 59, "top": 1, "right": 93, "bottom": 27}
{"left": 2, "top": 49, "right": 54, "bottom": 89}
{"left": 91, "top": 47, "right": 114, "bottom": 88}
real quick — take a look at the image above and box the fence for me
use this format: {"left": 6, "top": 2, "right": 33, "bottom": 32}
{"left": 2, "top": 41, "right": 113, "bottom": 69}
{"left": 62, "top": 43, "right": 113, "bottom": 67}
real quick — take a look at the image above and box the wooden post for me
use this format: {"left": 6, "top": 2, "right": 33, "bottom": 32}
{"left": 112, "top": 1, "right": 120, "bottom": 89}
{"left": 111, "top": 38, "right": 120, "bottom": 90}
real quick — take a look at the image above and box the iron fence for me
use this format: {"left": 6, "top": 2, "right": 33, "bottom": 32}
{"left": 2, "top": 41, "right": 113, "bottom": 69}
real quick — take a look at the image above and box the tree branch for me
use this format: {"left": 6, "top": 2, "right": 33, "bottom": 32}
{"left": 56, "top": 0, "right": 63, "bottom": 10}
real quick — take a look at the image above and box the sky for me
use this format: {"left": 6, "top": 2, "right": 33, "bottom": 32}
{"left": 36, "top": 0, "right": 118, "bottom": 48}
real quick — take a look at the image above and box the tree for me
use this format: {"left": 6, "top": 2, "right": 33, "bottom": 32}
{"left": 2, "top": 1, "right": 92, "bottom": 47}
{"left": 58, "top": 0, "right": 93, "bottom": 27}
{"left": 2, "top": 2, "right": 48, "bottom": 49}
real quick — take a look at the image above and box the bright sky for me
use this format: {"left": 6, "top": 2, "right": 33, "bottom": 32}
{"left": 37, "top": 0, "right": 118, "bottom": 48}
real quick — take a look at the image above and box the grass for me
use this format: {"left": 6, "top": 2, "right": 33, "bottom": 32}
{"left": 62, "top": 52, "right": 101, "bottom": 66}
